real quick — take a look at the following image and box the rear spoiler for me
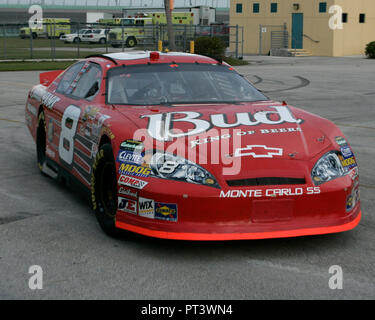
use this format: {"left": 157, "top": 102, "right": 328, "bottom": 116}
{"left": 39, "top": 70, "right": 64, "bottom": 87}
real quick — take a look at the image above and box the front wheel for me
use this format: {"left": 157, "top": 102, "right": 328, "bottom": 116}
{"left": 91, "top": 143, "right": 122, "bottom": 237}
{"left": 36, "top": 111, "right": 46, "bottom": 173}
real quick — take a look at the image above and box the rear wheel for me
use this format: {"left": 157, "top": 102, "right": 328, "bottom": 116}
{"left": 32, "top": 33, "right": 37, "bottom": 39}
{"left": 99, "top": 37, "right": 106, "bottom": 44}
{"left": 91, "top": 143, "right": 122, "bottom": 237}
{"left": 73, "top": 37, "right": 80, "bottom": 43}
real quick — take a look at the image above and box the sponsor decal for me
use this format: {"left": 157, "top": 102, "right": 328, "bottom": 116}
{"left": 190, "top": 127, "right": 302, "bottom": 148}
{"left": 80, "top": 106, "right": 111, "bottom": 142}
{"left": 220, "top": 187, "right": 321, "bottom": 198}
{"left": 341, "top": 146, "right": 353, "bottom": 158}
{"left": 117, "top": 150, "right": 144, "bottom": 165}
{"left": 340, "top": 156, "right": 356, "bottom": 169}
{"left": 118, "top": 196, "right": 137, "bottom": 215}
{"left": 82, "top": 106, "right": 100, "bottom": 122}
{"left": 346, "top": 194, "right": 353, "bottom": 211}
{"left": 154, "top": 202, "right": 178, "bottom": 222}
{"left": 118, "top": 187, "right": 138, "bottom": 198}
{"left": 118, "top": 163, "right": 151, "bottom": 177}
{"left": 348, "top": 167, "right": 359, "bottom": 180}
{"left": 120, "top": 139, "right": 144, "bottom": 152}
{"left": 118, "top": 175, "right": 148, "bottom": 189}
{"left": 142, "top": 106, "right": 303, "bottom": 141}
{"left": 41, "top": 92, "right": 60, "bottom": 109}
{"left": 346, "top": 180, "right": 360, "bottom": 212}
{"left": 335, "top": 136, "right": 348, "bottom": 146}
{"left": 232, "top": 145, "right": 283, "bottom": 159}
{"left": 138, "top": 197, "right": 155, "bottom": 219}
{"left": 338, "top": 150, "right": 357, "bottom": 170}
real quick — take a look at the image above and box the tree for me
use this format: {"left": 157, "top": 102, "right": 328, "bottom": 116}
{"left": 164, "top": 0, "right": 176, "bottom": 51}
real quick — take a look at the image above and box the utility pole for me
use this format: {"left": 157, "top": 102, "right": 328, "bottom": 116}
{"left": 164, "top": 0, "right": 176, "bottom": 51}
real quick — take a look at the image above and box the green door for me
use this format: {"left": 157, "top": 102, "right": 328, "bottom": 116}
{"left": 292, "top": 13, "right": 303, "bottom": 49}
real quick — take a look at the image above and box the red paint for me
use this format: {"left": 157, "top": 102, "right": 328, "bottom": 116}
{"left": 26, "top": 52, "right": 361, "bottom": 240}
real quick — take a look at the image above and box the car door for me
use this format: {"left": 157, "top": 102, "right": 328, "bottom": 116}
{"left": 45, "top": 61, "right": 104, "bottom": 187}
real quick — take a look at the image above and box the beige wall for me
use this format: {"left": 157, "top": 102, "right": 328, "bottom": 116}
{"left": 333, "top": 0, "right": 375, "bottom": 56}
{"left": 230, "top": 0, "right": 375, "bottom": 56}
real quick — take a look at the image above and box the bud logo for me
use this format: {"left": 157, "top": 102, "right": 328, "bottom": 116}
{"left": 142, "top": 106, "right": 303, "bottom": 141}
{"left": 118, "top": 197, "right": 137, "bottom": 215}
{"left": 233, "top": 145, "right": 283, "bottom": 158}
{"left": 138, "top": 197, "right": 155, "bottom": 219}
{"left": 118, "top": 175, "right": 148, "bottom": 189}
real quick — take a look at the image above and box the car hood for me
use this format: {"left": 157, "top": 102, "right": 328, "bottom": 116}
{"left": 115, "top": 101, "right": 334, "bottom": 172}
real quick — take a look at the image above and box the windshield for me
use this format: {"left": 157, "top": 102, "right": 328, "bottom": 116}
{"left": 107, "top": 63, "right": 268, "bottom": 105}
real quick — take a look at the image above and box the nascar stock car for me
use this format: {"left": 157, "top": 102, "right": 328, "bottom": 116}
{"left": 25, "top": 51, "right": 361, "bottom": 240}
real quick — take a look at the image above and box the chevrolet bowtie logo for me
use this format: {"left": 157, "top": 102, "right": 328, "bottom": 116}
{"left": 234, "top": 145, "right": 283, "bottom": 158}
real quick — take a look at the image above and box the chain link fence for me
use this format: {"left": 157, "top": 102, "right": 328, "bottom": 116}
{"left": 0, "top": 22, "right": 242, "bottom": 60}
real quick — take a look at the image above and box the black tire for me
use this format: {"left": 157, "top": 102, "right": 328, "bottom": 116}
{"left": 73, "top": 37, "right": 80, "bottom": 43}
{"left": 36, "top": 111, "right": 46, "bottom": 173}
{"left": 125, "top": 37, "right": 137, "bottom": 48}
{"left": 99, "top": 37, "right": 106, "bottom": 44}
{"left": 91, "top": 143, "right": 122, "bottom": 237}
{"left": 32, "top": 33, "right": 37, "bottom": 39}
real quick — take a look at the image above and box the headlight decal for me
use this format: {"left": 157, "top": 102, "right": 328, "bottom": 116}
{"left": 312, "top": 144, "right": 358, "bottom": 186}
{"left": 311, "top": 151, "right": 346, "bottom": 185}
{"left": 148, "top": 151, "right": 220, "bottom": 188}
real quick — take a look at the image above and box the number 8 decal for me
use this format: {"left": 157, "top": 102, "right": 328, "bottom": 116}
{"left": 59, "top": 105, "right": 81, "bottom": 165}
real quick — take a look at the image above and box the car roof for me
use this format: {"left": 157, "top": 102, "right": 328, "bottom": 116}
{"left": 100, "top": 51, "right": 219, "bottom": 65}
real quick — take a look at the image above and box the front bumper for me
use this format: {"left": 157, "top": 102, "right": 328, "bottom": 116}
{"left": 114, "top": 174, "right": 361, "bottom": 240}
{"left": 116, "top": 210, "right": 361, "bottom": 240}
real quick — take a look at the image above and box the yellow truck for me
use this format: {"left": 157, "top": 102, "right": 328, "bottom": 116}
{"left": 20, "top": 18, "right": 70, "bottom": 39}
{"left": 103, "top": 13, "right": 194, "bottom": 48}
{"left": 100, "top": 17, "right": 152, "bottom": 48}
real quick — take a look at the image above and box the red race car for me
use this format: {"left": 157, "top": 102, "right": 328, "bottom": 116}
{"left": 25, "top": 51, "right": 361, "bottom": 240}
